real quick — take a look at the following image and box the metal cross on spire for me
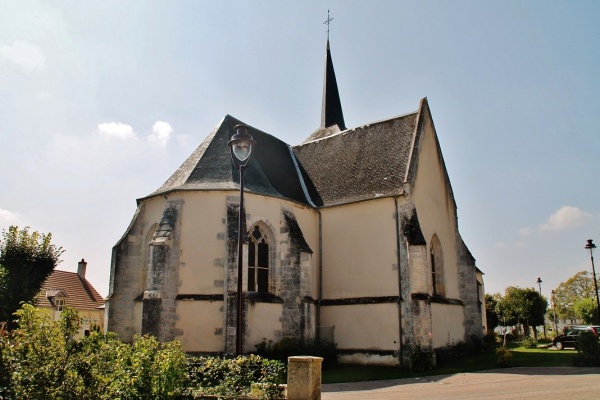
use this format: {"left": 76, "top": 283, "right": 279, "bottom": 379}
{"left": 323, "top": 9, "right": 333, "bottom": 40}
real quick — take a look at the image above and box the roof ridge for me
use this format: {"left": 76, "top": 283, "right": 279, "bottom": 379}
{"left": 296, "top": 110, "right": 418, "bottom": 147}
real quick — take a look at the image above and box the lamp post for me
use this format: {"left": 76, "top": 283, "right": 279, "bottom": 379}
{"left": 551, "top": 290, "right": 558, "bottom": 334}
{"left": 536, "top": 277, "right": 546, "bottom": 338}
{"left": 228, "top": 124, "right": 255, "bottom": 356}
{"left": 585, "top": 239, "right": 600, "bottom": 324}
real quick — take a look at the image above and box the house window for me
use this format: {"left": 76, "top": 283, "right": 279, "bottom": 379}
{"left": 430, "top": 234, "right": 445, "bottom": 296}
{"left": 248, "top": 226, "right": 269, "bottom": 292}
{"left": 55, "top": 299, "right": 66, "bottom": 311}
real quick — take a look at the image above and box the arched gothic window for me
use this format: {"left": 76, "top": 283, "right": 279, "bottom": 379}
{"left": 248, "top": 225, "right": 269, "bottom": 292}
{"left": 430, "top": 234, "right": 445, "bottom": 296}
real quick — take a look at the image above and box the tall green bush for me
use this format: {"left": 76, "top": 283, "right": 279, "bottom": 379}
{"left": 0, "top": 304, "right": 187, "bottom": 400}
{"left": 1, "top": 304, "right": 288, "bottom": 400}
{"left": 572, "top": 331, "right": 600, "bottom": 367}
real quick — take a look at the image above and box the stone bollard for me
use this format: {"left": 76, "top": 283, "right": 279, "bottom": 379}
{"left": 287, "top": 356, "right": 323, "bottom": 400}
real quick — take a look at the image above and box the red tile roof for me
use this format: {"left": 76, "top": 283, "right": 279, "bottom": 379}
{"left": 37, "top": 270, "right": 104, "bottom": 310}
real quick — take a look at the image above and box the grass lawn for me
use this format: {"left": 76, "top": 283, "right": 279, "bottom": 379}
{"left": 322, "top": 344, "right": 577, "bottom": 384}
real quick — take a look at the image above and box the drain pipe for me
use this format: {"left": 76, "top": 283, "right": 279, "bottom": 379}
{"left": 394, "top": 196, "right": 404, "bottom": 368}
{"left": 316, "top": 209, "right": 323, "bottom": 340}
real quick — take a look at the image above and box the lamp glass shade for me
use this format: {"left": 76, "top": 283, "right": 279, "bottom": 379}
{"left": 232, "top": 140, "right": 253, "bottom": 162}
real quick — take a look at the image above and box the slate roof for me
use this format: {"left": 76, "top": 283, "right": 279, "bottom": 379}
{"left": 141, "top": 42, "right": 438, "bottom": 209}
{"left": 144, "top": 107, "right": 422, "bottom": 208}
{"left": 37, "top": 270, "right": 104, "bottom": 310}
{"left": 293, "top": 111, "right": 418, "bottom": 206}
{"left": 145, "top": 115, "right": 321, "bottom": 207}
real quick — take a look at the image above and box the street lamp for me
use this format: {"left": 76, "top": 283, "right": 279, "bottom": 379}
{"left": 228, "top": 124, "right": 255, "bottom": 356}
{"left": 536, "top": 277, "right": 545, "bottom": 338}
{"left": 585, "top": 239, "right": 600, "bottom": 324}
{"left": 551, "top": 290, "right": 558, "bottom": 334}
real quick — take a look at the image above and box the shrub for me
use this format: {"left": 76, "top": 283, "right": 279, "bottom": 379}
{"left": 254, "top": 337, "right": 339, "bottom": 369}
{"left": 0, "top": 305, "right": 188, "bottom": 400}
{"left": 520, "top": 336, "right": 538, "bottom": 349}
{"left": 435, "top": 334, "right": 488, "bottom": 365}
{"left": 496, "top": 347, "right": 512, "bottom": 368}
{"left": 185, "top": 354, "right": 286, "bottom": 399}
{"left": 572, "top": 331, "right": 600, "bottom": 367}
{"left": 1, "top": 304, "right": 286, "bottom": 400}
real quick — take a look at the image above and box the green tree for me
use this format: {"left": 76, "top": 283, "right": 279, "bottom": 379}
{"left": 553, "top": 271, "right": 598, "bottom": 321}
{"left": 485, "top": 293, "right": 500, "bottom": 332}
{"left": 573, "top": 297, "right": 599, "bottom": 324}
{"left": 0, "top": 226, "right": 64, "bottom": 328}
{"left": 499, "top": 287, "right": 548, "bottom": 339}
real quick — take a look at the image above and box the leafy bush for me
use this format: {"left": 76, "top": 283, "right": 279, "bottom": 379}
{"left": 184, "top": 354, "right": 286, "bottom": 399}
{"left": 1, "top": 304, "right": 287, "bottom": 399}
{"left": 572, "top": 331, "right": 600, "bottom": 367}
{"left": 496, "top": 347, "right": 512, "bottom": 368}
{"left": 254, "top": 337, "right": 339, "bottom": 369}
{"left": 0, "top": 305, "right": 187, "bottom": 399}
{"left": 520, "top": 336, "right": 538, "bottom": 349}
{"left": 435, "top": 334, "right": 487, "bottom": 365}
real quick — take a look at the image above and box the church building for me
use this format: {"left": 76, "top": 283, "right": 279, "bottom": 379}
{"left": 106, "top": 40, "right": 485, "bottom": 367}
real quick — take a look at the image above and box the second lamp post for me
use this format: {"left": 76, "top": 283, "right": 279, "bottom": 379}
{"left": 585, "top": 239, "right": 600, "bottom": 324}
{"left": 228, "top": 124, "right": 255, "bottom": 356}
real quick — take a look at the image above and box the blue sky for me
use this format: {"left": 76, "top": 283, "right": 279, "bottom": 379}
{"left": 1, "top": 1, "right": 599, "bottom": 300}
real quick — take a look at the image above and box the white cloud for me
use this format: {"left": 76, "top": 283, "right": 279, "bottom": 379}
{"left": 34, "top": 92, "right": 52, "bottom": 100}
{"left": 0, "top": 40, "right": 46, "bottom": 72}
{"left": 520, "top": 205, "right": 592, "bottom": 235}
{"left": 518, "top": 227, "right": 532, "bottom": 236}
{"left": 0, "top": 208, "right": 20, "bottom": 225}
{"left": 98, "top": 122, "right": 137, "bottom": 140}
{"left": 540, "top": 206, "right": 591, "bottom": 232}
{"left": 148, "top": 121, "right": 173, "bottom": 147}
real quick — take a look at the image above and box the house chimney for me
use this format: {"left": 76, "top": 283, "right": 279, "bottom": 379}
{"left": 77, "top": 258, "right": 87, "bottom": 279}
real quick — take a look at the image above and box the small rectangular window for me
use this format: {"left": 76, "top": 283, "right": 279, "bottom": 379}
{"left": 55, "top": 299, "right": 65, "bottom": 311}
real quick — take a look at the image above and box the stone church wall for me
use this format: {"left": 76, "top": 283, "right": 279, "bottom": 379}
{"left": 457, "top": 236, "right": 483, "bottom": 340}
{"left": 319, "top": 198, "right": 401, "bottom": 365}
{"left": 222, "top": 194, "right": 318, "bottom": 354}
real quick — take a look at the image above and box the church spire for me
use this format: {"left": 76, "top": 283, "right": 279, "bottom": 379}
{"left": 320, "top": 39, "right": 346, "bottom": 131}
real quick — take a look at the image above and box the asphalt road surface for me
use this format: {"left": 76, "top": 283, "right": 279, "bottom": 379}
{"left": 321, "top": 367, "right": 600, "bottom": 399}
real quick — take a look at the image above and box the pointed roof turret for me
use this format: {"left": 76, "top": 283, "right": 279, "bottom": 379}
{"left": 304, "top": 40, "right": 346, "bottom": 143}
{"left": 321, "top": 40, "right": 346, "bottom": 131}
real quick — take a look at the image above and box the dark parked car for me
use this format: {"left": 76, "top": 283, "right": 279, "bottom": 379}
{"left": 553, "top": 325, "right": 600, "bottom": 350}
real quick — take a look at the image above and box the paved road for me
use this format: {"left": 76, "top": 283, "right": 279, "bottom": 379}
{"left": 321, "top": 367, "right": 600, "bottom": 399}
